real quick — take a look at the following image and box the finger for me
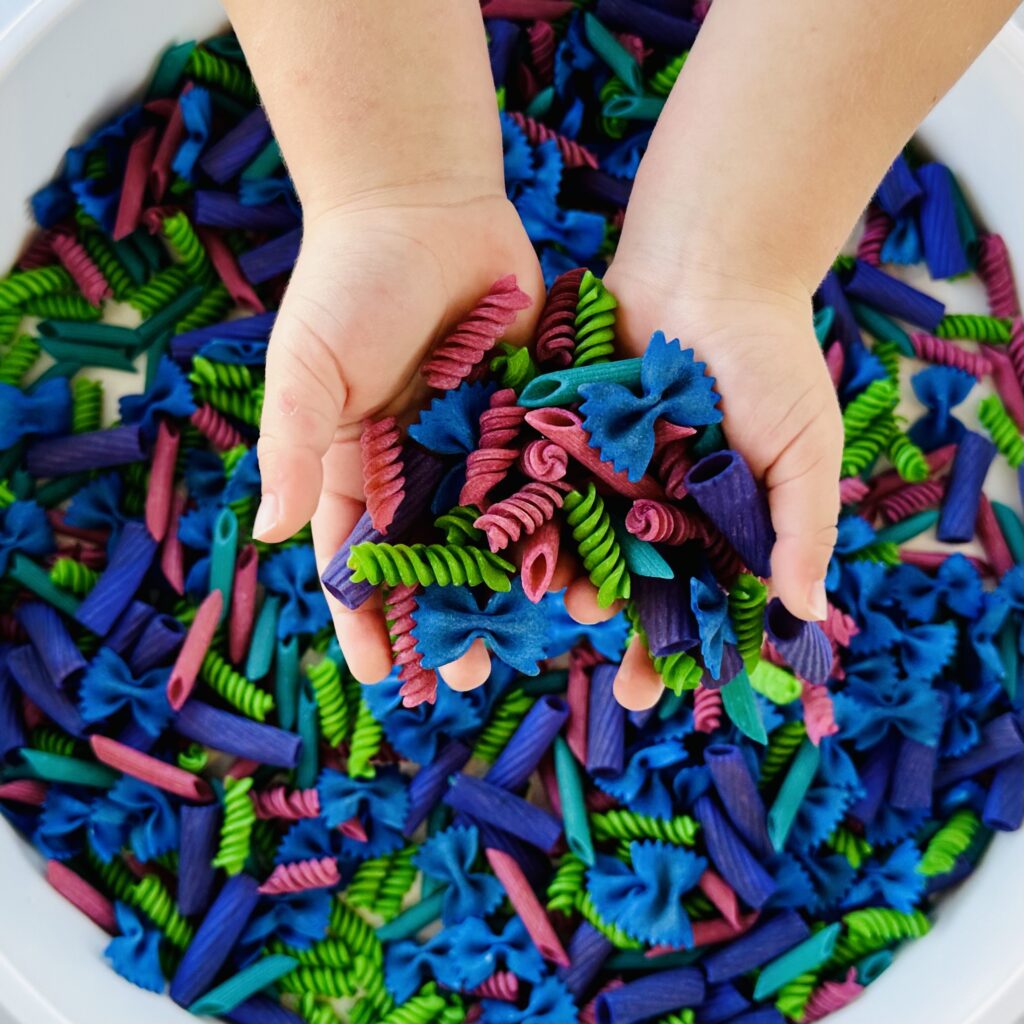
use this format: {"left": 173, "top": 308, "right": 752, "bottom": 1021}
{"left": 548, "top": 548, "right": 579, "bottom": 593}
{"left": 613, "top": 635, "right": 665, "bottom": 711}
{"left": 439, "top": 639, "right": 492, "bottom": 691}
{"left": 764, "top": 394, "right": 843, "bottom": 622}
{"left": 564, "top": 577, "right": 624, "bottom": 624}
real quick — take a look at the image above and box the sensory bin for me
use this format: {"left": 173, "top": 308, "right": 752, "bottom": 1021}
{"left": 3, "top": 6, "right": 1024, "bottom": 1024}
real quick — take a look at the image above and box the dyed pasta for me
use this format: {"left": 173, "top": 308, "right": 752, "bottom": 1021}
{"left": 563, "top": 484, "right": 631, "bottom": 607}
{"left": 211, "top": 775, "right": 257, "bottom": 876}
{"left": 360, "top": 417, "right": 406, "bottom": 534}
{"left": 346, "top": 542, "right": 515, "bottom": 591}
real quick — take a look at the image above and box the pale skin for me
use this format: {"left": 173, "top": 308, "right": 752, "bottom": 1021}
{"left": 226, "top": 0, "right": 1020, "bottom": 708}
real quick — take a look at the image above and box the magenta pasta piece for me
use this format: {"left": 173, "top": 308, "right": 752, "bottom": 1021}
{"left": 144, "top": 420, "right": 180, "bottom": 542}
{"left": 7, "top": 644, "right": 87, "bottom": 738}
{"left": 702, "top": 910, "right": 810, "bottom": 985}
{"left": 519, "top": 439, "right": 569, "bottom": 483}
{"left": 824, "top": 341, "right": 844, "bottom": 390}
{"left": 45, "top": 860, "right": 117, "bottom": 934}
{"left": 229, "top": 545, "right": 259, "bottom": 667}
{"left": 113, "top": 125, "right": 158, "bottom": 238}
{"left": 937, "top": 431, "right": 997, "bottom": 543}
{"left": 704, "top": 743, "right": 772, "bottom": 859}
{"left": 855, "top": 205, "right": 893, "bottom": 267}
{"left": 0, "top": 780, "right": 46, "bottom": 805}
{"left": 90, "top": 735, "right": 213, "bottom": 802}
{"left": 985, "top": 349, "right": 1024, "bottom": 431}
{"left": 843, "top": 260, "right": 945, "bottom": 332}
{"left": 50, "top": 230, "right": 111, "bottom": 306}
{"left": 179, "top": 802, "right": 222, "bottom": 916}
{"left": 174, "top": 699, "right": 301, "bottom": 769}
{"left": 170, "top": 873, "right": 261, "bottom": 1007}
{"left": 150, "top": 92, "right": 187, "bottom": 200}
{"left": 485, "top": 847, "right": 569, "bottom": 966}
{"left": 403, "top": 740, "right": 471, "bottom": 836}
{"left": 252, "top": 786, "right": 320, "bottom": 820}
{"left": 462, "top": 389, "right": 527, "bottom": 508}
{"left": 485, "top": 694, "right": 569, "bottom": 791}
{"left": 631, "top": 576, "right": 699, "bottom": 656}
{"left": 161, "top": 489, "right": 187, "bottom": 595}
{"left": 508, "top": 111, "right": 598, "bottom": 169}
{"left": 983, "top": 755, "right": 1024, "bottom": 831}
{"left": 689, "top": 912, "right": 761, "bottom": 950}
{"left": 694, "top": 795, "right": 775, "bottom": 911}
{"left": 520, "top": 519, "right": 560, "bottom": 604}
{"left": 586, "top": 663, "right": 625, "bottom": 778}
{"left": 129, "top": 613, "right": 185, "bottom": 674}
{"left": 471, "top": 972, "right": 520, "bottom": 1001}
{"left": 764, "top": 599, "right": 831, "bottom": 685}
{"left": 15, "top": 601, "right": 86, "bottom": 688}
{"left": 594, "top": 968, "right": 706, "bottom": 1024}
{"left": 198, "top": 225, "right": 265, "bottom": 312}
{"left": 421, "top": 275, "right": 531, "bottom": 391}
{"left": 565, "top": 647, "right": 597, "bottom": 764}
{"left": 699, "top": 870, "right": 742, "bottom": 931}
{"left": 654, "top": 442, "right": 692, "bottom": 500}
{"left": 525, "top": 408, "right": 666, "bottom": 500}
{"left": 878, "top": 479, "right": 945, "bottom": 523}
{"left": 977, "top": 233, "right": 1021, "bottom": 318}
{"left": 935, "top": 713, "right": 1024, "bottom": 788}
{"left": 804, "top": 969, "right": 864, "bottom": 1023}
{"left": 693, "top": 685, "right": 723, "bottom": 734}
{"left": 976, "top": 495, "right": 1015, "bottom": 578}
{"left": 74, "top": 521, "right": 157, "bottom": 636}
{"left": 443, "top": 773, "right": 563, "bottom": 852}
{"left": 191, "top": 404, "right": 245, "bottom": 450}
{"left": 685, "top": 451, "right": 774, "bottom": 578}
{"left": 535, "top": 268, "right": 586, "bottom": 369}
{"left": 360, "top": 416, "right": 406, "bottom": 534}
{"left": 839, "top": 476, "right": 870, "bottom": 505}
{"left": 383, "top": 584, "right": 438, "bottom": 710}
{"left": 800, "top": 682, "right": 838, "bottom": 745}
{"left": 27, "top": 424, "right": 147, "bottom": 477}
{"left": 625, "top": 499, "right": 702, "bottom": 545}
{"left": 909, "top": 332, "right": 991, "bottom": 376}
{"left": 900, "top": 549, "right": 991, "bottom": 575}
{"left": 481, "top": 0, "right": 575, "bottom": 18}
{"left": 258, "top": 856, "right": 341, "bottom": 895}
{"left": 475, "top": 480, "right": 570, "bottom": 552}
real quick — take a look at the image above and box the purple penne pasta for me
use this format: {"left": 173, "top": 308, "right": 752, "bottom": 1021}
{"left": 917, "top": 163, "right": 971, "bottom": 279}
{"left": 763, "top": 599, "right": 832, "bottom": 685}
{"left": 983, "top": 755, "right": 1024, "bottom": 832}
{"left": 0, "top": 662, "right": 26, "bottom": 763}
{"left": 937, "top": 431, "right": 997, "bottom": 543}
{"left": 75, "top": 521, "right": 158, "bottom": 636}
{"left": 586, "top": 663, "right": 625, "bottom": 778}
{"left": 595, "top": 0, "right": 699, "bottom": 49}
{"left": 704, "top": 743, "right": 772, "bottom": 859}
{"left": 237, "top": 228, "right": 302, "bottom": 285}
{"left": 558, "top": 921, "right": 614, "bottom": 999}
{"left": 170, "top": 873, "right": 261, "bottom": 1007}
{"left": 630, "top": 576, "right": 699, "bottom": 657}
{"left": 485, "top": 695, "right": 569, "bottom": 792}
{"left": 174, "top": 700, "right": 302, "bottom": 769}
{"left": 7, "top": 644, "right": 87, "bottom": 738}
{"left": 694, "top": 795, "right": 775, "bottom": 910}
{"left": 443, "top": 773, "right": 563, "bottom": 852}
{"left": 696, "top": 984, "right": 751, "bottom": 1024}
{"left": 595, "top": 968, "right": 705, "bottom": 1024}
{"left": 890, "top": 694, "right": 947, "bottom": 811}
{"left": 843, "top": 259, "right": 945, "bottom": 332}
{"left": 26, "top": 425, "right": 146, "bottom": 477}
{"left": 817, "top": 271, "right": 862, "bottom": 349}
{"left": 199, "top": 108, "right": 272, "bottom": 183}
{"left": 128, "top": 613, "right": 186, "bottom": 674}
{"left": 170, "top": 313, "right": 276, "bottom": 361}
{"left": 876, "top": 154, "right": 923, "bottom": 219}
{"left": 194, "top": 191, "right": 298, "bottom": 231}
{"left": 701, "top": 910, "right": 810, "bottom": 985}
{"left": 725, "top": 1010, "right": 785, "bottom": 1024}
{"left": 15, "top": 602, "right": 86, "bottom": 687}
{"left": 847, "top": 738, "right": 898, "bottom": 827}
{"left": 225, "top": 996, "right": 305, "bottom": 1024}
{"left": 935, "top": 713, "right": 1024, "bottom": 788}
{"left": 686, "top": 451, "right": 774, "bottom": 578}
{"left": 403, "top": 739, "right": 472, "bottom": 836}
{"left": 571, "top": 167, "right": 633, "bottom": 208}
{"left": 179, "top": 802, "right": 222, "bottom": 917}
{"left": 104, "top": 600, "right": 158, "bottom": 656}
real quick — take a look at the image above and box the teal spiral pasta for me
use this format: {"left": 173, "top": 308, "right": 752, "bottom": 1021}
{"left": 978, "top": 395, "right": 1024, "bottom": 468}
{"left": 211, "top": 775, "right": 256, "bottom": 876}
{"left": 935, "top": 312, "right": 1012, "bottom": 343}
{"left": 433, "top": 505, "right": 486, "bottom": 547}
{"left": 0, "top": 334, "right": 41, "bottom": 385}
{"left": 127, "top": 264, "right": 192, "bottom": 318}
{"left": 161, "top": 210, "right": 213, "bottom": 285}
{"left": 563, "top": 483, "right": 631, "bottom": 607}
{"left": 306, "top": 657, "right": 350, "bottom": 747}
{"left": 347, "top": 699, "right": 383, "bottom": 779}
{"left": 201, "top": 650, "right": 276, "bottom": 721}
{"left": 572, "top": 270, "right": 618, "bottom": 367}
{"left": 71, "top": 377, "right": 104, "bottom": 434}
{"left": 0, "top": 265, "right": 74, "bottom": 311}
{"left": 590, "top": 809, "right": 700, "bottom": 847}
{"left": 728, "top": 573, "right": 767, "bottom": 672}
{"left": 174, "top": 282, "right": 233, "bottom": 333}
{"left": 347, "top": 542, "right": 515, "bottom": 591}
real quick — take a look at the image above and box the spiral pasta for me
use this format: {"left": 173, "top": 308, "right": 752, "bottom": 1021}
{"left": 211, "top": 775, "right": 256, "bottom": 876}
{"left": 190, "top": 355, "right": 256, "bottom": 391}
{"left": 184, "top": 46, "right": 258, "bottom": 101}
{"left": 654, "top": 442, "right": 692, "bottom": 500}
{"left": 201, "top": 649, "right": 275, "bottom": 721}
{"left": 129, "top": 874, "right": 195, "bottom": 950}
{"left": 841, "top": 417, "right": 897, "bottom": 478}
{"left": 161, "top": 211, "right": 213, "bottom": 285}
{"left": 23, "top": 293, "right": 103, "bottom": 321}
{"left": 280, "top": 937, "right": 354, "bottom": 969}
{"left": 30, "top": 726, "right": 77, "bottom": 757}
{"left": 775, "top": 971, "right": 818, "bottom": 1022}
{"left": 306, "top": 657, "right": 350, "bottom": 747}
{"left": 70, "top": 377, "right": 104, "bottom": 434}
{"left": 562, "top": 484, "right": 631, "bottom": 607}
{"left": 0, "top": 334, "right": 41, "bottom": 385}
{"left": 461, "top": 389, "right": 525, "bottom": 508}
{"left": 759, "top": 721, "right": 807, "bottom": 788}
{"left": 872, "top": 339, "right": 902, "bottom": 383}
{"left": 935, "top": 313, "right": 1013, "bottom": 343}
{"left": 375, "top": 846, "right": 418, "bottom": 921}
{"left": 379, "top": 988, "right": 450, "bottom": 1024}
{"left": 829, "top": 909, "right": 931, "bottom": 968}
{"left": 0, "top": 265, "right": 73, "bottom": 311}
{"left": 328, "top": 899, "right": 382, "bottom": 962}
{"left": 295, "top": 994, "right": 339, "bottom": 1024}
{"left": 827, "top": 827, "right": 873, "bottom": 870}
{"left": 50, "top": 231, "right": 111, "bottom": 306}
{"left": 253, "top": 785, "right": 321, "bottom": 820}
{"left": 648, "top": 51, "right": 688, "bottom": 96}
{"left": 0, "top": 311, "right": 21, "bottom": 347}
{"left": 86, "top": 848, "right": 136, "bottom": 904}
{"left": 536, "top": 267, "right": 586, "bottom": 369}
{"left": 345, "top": 854, "right": 393, "bottom": 911}
{"left": 49, "top": 558, "right": 100, "bottom": 596}
{"left": 126, "top": 264, "right": 192, "bottom": 318}
{"left": 841, "top": 379, "right": 899, "bottom": 438}
{"left": 507, "top": 111, "right": 598, "bottom": 169}
{"left": 80, "top": 229, "right": 134, "bottom": 300}
{"left": 652, "top": 649, "right": 704, "bottom": 695}
{"left": 360, "top": 416, "right": 405, "bottom": 534}
{"left": 919, "top": 808, "right": 982, "bottom": 877}
{"left": 174, "top": 282, "right": 233, "bottom": 334}
{"left": 625, "top": 499, "right": 701, "bottom": 544}
{"left": 656, "top": 1013, "right": 695, "bottom": 1024}
{"left": 977, "top": 233, "right": 1020, "bottom": 318}
{"left": 279, "top": 966, "right": 359, "bottom": 999}
{"left": 909, "top": 331, "right": 991, "bottom": 375}
{"left": 978, "top": 394, "right": 1024, "bottom": 468}
{"left": 878, "top": 478, "right": 945, "bottom": 523}
{"left": 383, "top": 584, "right": 438, "bottom": 709}
{"left": 590, "top": 810, "right": 699, "bottom": 847}
{"left": 433, "top": 505, "right": 485, "bottom": 547}
{"left": 598, "top": 77, "right": 628, "bottom": 139}
{"left": 728, "top": 573, "right": 767, "bottom": 672}
{"left": 887, "top": 431, "right": 930, "bottom": 482}
{"left": 195, "top": 382, "right": 264, "bottom": 426}
{"left": 191, "top": 403, "right": 244, "bottom": 451}
{"left": 471, "top": 687, "right": 535, "bottom": 763}
{"left": 572, "top": 270, "right": 618, "bottom": 367}
{"left": 545, "top": 853, "right": 586, "bottom": 915}
{"left": 347, "top": 542, "right": 515, "bottom": 591}
{"left": 856, "top": 205, "right": 893, "bottom": 267}
{"left": 693, "top": 684, "right": 724, "bottom": 733}
{"left": 176, "top": 742, "right": 209, "bottom": 774}
{"left": 474, "top": 480, "right": 569, "bottom": 552}
{"left": 489, "top": 340, "right": 537, "bottom": 392}
{"left": 577, "top": 890, "right": 644, "bottom": 949}
{"left": 347, "top": 699, "right": 383, "bottom": 779}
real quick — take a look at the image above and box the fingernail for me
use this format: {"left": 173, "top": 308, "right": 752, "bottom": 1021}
{"left": 252, "top": 493, "right": 279, "bottom": 540}
{"left": 807, "top": 579, "right": 828, "bottom": 621}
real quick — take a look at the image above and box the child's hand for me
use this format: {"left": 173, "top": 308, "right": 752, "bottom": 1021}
{"left": 252, "top": 192, "right": 543, "bottom": 685}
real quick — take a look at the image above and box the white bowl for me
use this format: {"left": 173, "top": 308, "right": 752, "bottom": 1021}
{"left": 1, "top": 3, "right": 1024, "bottom": 1023}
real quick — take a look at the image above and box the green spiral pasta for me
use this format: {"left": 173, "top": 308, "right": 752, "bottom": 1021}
{"left": 577, "top": 890, "right": 644, "bottom": 949}
{"left": 83, "top": 147, "right": 107, "bottom": 179}
{"left": 759, "top": 721, "right": 807, "bottom": 788}
{"left": 872, "top": 339, "right": 902, "bottom": 382}
{"left": 80, "top": 230, "right": 135, "bottom": 300}
{"left": 648, "top": 51, "right": 688, "bottom": 96}
{"left": 201, "top": 650, "right": 275, "bottom": 721}
{"left": 306, "top": 657, "right": 350, "bottom": 747}
{"left": 379, "top": 987, "right": 449, "bottom": 1024}
{"left": 174, "top": 282, "right": 233, "bottom": 334}
{"left": 278, "top": 937, "right": 354, "bottom": 970}
{"left": 0, "top": 310, "right": 22, "bottom": 347}
{"left": 829, "top": 908, "right": 931, "bottom": 968}
{"left": 572, "top": 270, "right": 618, "bottom": 367}
{"left": 279, "top": 966, "right": 359, "bottom": 999}
{"left": 887, "top": 430, "right": 930, "bottom": 482}
{"left": 841, "top": 416, "right": 897, "bottom": 477}
{"left": 434, "top": 505, "right": 485, "bottom": 547}
{"left": 546, "top": 852, "right": 586, "bottom": 914}
{"left": 195, "top": 382, "right": 264, "bottom": 426}
{"left": 652, "top": 649, "right": 704, "bottom": 694}
{"left": 0, "top": 266, "right": 74, "bottom": 311}
{"left": 347, "top": 542, "right": 515, "bottom": 591}
{"left": 120, "top": 460, "right": 147, "bottom": 516}
{"left": 935, "top": 312, "right": 1012, "bottom": 343}
{"left": 296, "top": 994, "right": 340, "bottom": 1024}
{"left": 30, "top": 727, "right": 77, "bottom": 757}
{"left": 85, "top": 848, "right": 136, "bottom": 904}
{"left": 185, "top": 46, "right": 259, "bottom": 102}
{"left": 49, "top": 558, "right": 100, "bottom": 596}
{"left": 0, "top": 479, "right": 14, "bottom": 508}
{"left": 129, "top": 874, "right": 195, "bottom": 950}
{"left": 23, "top": 293, "right": 103, "bottom": 321}
{"left": 161, "top": 211, "right": 213, "bottom": 285}
{"left": 0, "top": 334, "right": 41, "bottom": 385}
{"left": 71, "top": 377, "right": 104, "bottom": 434}
{"left": 590, "top": 809, "right": 699, "bottom": 847}
{"left": 127, "top": 264, "right": 192, "bottom": 318}
{"left": 375, "top": 846, "right": 418, "bottom": 921}
{"left": 347, "top": 699, "right": 383, "bottom": 779}
{"left": 344, "top": 855, "right": 393, "bottom": 911}
{"left": 828, "top": 827, "right": 873, "bottom": 870}
{"left": 978, "top": 395, "right": 1024, "bottom": 468}
{"left": 919, "top": 808, "right": 982, "bottom": 877}
{"left": 490, "top": 340, "right": 537, "bottom": 392}
{"left": 211, "top": 775, "right": 256, "bottom": 876}
{"left": 656, "top": 1012, "right": 695, "bottom": 1024}
{"left": 728, "top": 573, "right": 767, "bottom": 672}
{"left": 471, "top": 687, "right": 535, "bottom": 762}
{"left": 598, "top": 77, "right": 628, "bottom": 138}
{"left": 190, "top": 354, "right": 256, "bottom": 391}
{"left": 328, "top": 899, "right": 382, "bottom": 962}
{"left": 847, "top": 540, "right": 901, "bottom": 566}
{"left": 775, "top": 972, "right": 817, "bottom": 1022}
{"left": 348, "top": 954, "right": 395, "bottom": 1014}
{"left": 176, "top": 742, "right": 209, "bottom": 773}
{"left": 841, "top": 378, "right": 899, "bottom": 438}
{"left": 562, "top": 484, "right": 631, "bottom": 607}
{"left": 221, "top": 443, "right": 249, "bottom": 475}
{"left": 681, "top": 889, "right": 717, "bottom": 921}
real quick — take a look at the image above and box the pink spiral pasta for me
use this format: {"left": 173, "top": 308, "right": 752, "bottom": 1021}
{"left": 191, "top": 403, "right": 243, "bottom": 450}
{"left": 474, "top": 480, "right": 570, "bottom": 551}
{"left": 461, "top": 389, "right": 526, "bottom": 508}
{"left": 360, "top": 416, "right": 405, "bottom": 534}
{"left": 421, "top": 275, "right": 531, "bottom": 390}
{"left": 252, "top": 786, "right": 321, "bottom": 820}
{"left": 471, "top": 973, "right": 521, "bottom": 1001}
{"left": 977, "top": 233, "right": 1021, "bottom": 319}
{"left": 856, "top": 205, "right": 893, "bottom": 267}
{"left": 801, "top": 681, "right": 838, "bottom": 745}
{"left": 50, "top": 231, "right": 111, "bottom": 306}
{"left": 258, "top": 856, "right": 341, "bottom": 895}
{"left": 702, "top": 523, "right": 744, "bottom": 584}
{"left": 17, "top": 232, "right": 54, "bottom": 271}
{"left": 804, "top": 969, "right": 864, "bottom": 1023}
{"left": 839, "top": 476, "right": 871, "bottom": 505}
{"left": 519, "top": 438, "right": 568, "bottom": 483}
{"left": 1006, "top": 317, "right": 1024, "bottom": 391}
{"left": 384, "top": 584, "right": 439, "bottom": 709}
{"left": 653, "top": 442, "right": 692, "bottom": 500}
{"left": 825, "top": 341, "right": 844, "bottom": 389}
{"left": 910, "top": 332, "right": 991, "bottom": 377}
{"left": 878, "top": 478, "right": 945, "bottom": 523}
{"left": 693, "top": 685, "right": 723, "bottom": 733}
{"left": 507, "top": 111, "right": 599, "bottom": 170}
{"left": 528, "top": 19, "right": 556, "bottom": 83}
{"left": 535, "top": 268, "right": 586, "bottom": 368}
{"left": 625, "top": 498, "right": 702, "bottom": 544}
{"left": 821, "top": 604, "right": 858, "bottom": 649}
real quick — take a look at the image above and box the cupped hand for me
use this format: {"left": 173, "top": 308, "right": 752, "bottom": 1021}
{"left": 252, "top": 191, "right": 544, "bottom": 685}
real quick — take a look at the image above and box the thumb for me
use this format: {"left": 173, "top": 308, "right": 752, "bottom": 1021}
{"left": 253, "top": 259, "right": 346, "bottom": 543}
{"left": 763, "top": 392, "right": 842, "bottom": 622}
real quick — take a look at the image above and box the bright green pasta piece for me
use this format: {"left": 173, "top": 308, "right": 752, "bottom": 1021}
{"left": 935, "top": 312, "right": 1012, "bottom": 342}
{"left": 919, "top": 808, "right": 983, "bottom": 876}
{"left": 185, "top": 46, "right": 259, "bottom": 102}
{"left": 306, "top": 656, "right": 350, "bottom": 747}
{"left": 70, "top": 377, "right": 104, "bottom": 434}
{"left": 200, "top": 649, "right": 275, "bottom": 721}
{"left": 728, "top": 573, "right": 767, "bottom": 672}
{"left": 749, "top": 659, "right": 802, "bottom": 704}
{"left": 589, "top": 809, "right": 698, "bottom": 847}
{"left": 162, "top": 210, "right": 213, "bottom": 285}
{"left": 129, "top": 874, "right": 195, "bottom": 950}
{"left": 0, "top": 266, "right": 74, "bottom": 311}
{"left": 978, "top": 394, "right": 1024, "bottom": 468}
{"left": 841, "top": 378, "right": 899, "bottom": 438}
{"left": 347, "top": 542, "right": 515, "bottom": 592}
{"left": 0, "top": 334, "right": 41, "bottom": 385}
{"left": 648, "top": 51, "right": 688, "bottom": 95}
{"left": 759, "top": 720, "right": 808, "bottom": 788}
{"left": 211, "top": 775, "right": 256, "bottom": 876}
{"left": 48, "top": 557, "right": 100, "bottom": 596}
{"left": 562, "top": 484, "right": 631, "bottom": 607}
{"left": 174, "top": 282, "right": 233, "bottom": 334}
{"left": 433, "top": 505, "right": 485, "bottom": 547}
{"left": 887, "top": 430, "right": 930, "bottom": 482}
{"left": 347, "top": 699, "right": 383, "bottom": 779}
{"left": 572, "top": 270, "right": 618, "bottom": 367}
{"left": 471, "top": 687, "right": 535, "bottom": 762}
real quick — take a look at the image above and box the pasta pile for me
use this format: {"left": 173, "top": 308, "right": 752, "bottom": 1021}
{"left": 0, "top": 6, "right": 1023, "bottom": 1024}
